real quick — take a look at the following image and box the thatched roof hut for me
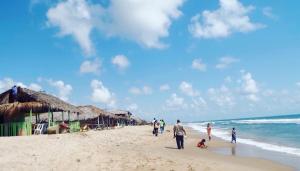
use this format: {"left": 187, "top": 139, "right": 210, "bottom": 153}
{"left": 77, "top": 105, "right": 119, "bottom": 120}
{"left": 0, "top": 87, "right": 80, "bottom": 122}
{"left": 130, "top": 115, "right": 147, "bottom": 125}
{"left": 109, "top": 110, "right": 132, "bottom": 118}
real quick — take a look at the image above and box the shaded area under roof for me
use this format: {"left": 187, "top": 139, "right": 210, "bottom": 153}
{"left": 0, "top": 87, "right": 81, "bottom": 121}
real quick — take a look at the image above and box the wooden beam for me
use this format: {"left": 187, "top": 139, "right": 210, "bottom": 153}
{"left": 48, "top": 109, "right": 51, "bottom": 126}
{"left": 68, "top": 111, "right": 70, "bottom": 122}
{"left": 51, "top": 112, "right": 54, "bottom": 126}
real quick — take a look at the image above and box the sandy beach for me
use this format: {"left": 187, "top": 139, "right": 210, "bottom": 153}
{"left": 0, "top": 126, "right": 292, "bottom": 171}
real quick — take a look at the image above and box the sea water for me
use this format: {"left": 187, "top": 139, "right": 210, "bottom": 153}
{"left": 187, "top": 114, "right": 300, "bottom": 170}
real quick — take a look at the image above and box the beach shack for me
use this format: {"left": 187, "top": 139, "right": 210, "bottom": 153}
{"left": 77, "top": 105, "right": 126, "bottom": 129}
{"left": 109, "top": 110, "right": 133, "bottom": 125}
{"left": 0, "top": 87, "right": 81, "bottom": 136}
{"left": 110, "top": 110, "right": 147, "bottom": 125}
{"left": 130, "top": 115, "right": 147, "bottom": 125}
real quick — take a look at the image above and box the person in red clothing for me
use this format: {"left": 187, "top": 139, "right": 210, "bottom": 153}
{"left": 197, "top": 139, "right": 207, "bottom": 149}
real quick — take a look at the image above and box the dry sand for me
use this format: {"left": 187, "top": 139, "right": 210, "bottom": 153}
{"left": 0, "top": 126, "right": 293, "bottom": 171}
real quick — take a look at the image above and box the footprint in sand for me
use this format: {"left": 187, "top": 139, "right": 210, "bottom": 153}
{"left": 167, "top": 160, "right": 174, "bottom": 164}
{"left": 187, "top": 165, "right": 195, "bottom": 171}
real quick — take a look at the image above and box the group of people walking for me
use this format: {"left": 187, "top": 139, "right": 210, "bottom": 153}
{"left": 152, "top": 119, "right": 237, "bottom": 150}
{"left": 152, "top": 118, "right": 166, "bottom": 136}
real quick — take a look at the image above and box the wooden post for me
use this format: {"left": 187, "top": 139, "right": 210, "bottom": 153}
{"left": 29, "top": 109, "right": 32, "bottom": 123}
{"left": 68, "top": 111, "right": 70, "bottom": 122}
{"left": 107, "top": 118, "right": 109, "bottom": 129}
{"left": 48, "top": 109, "right": 51, "bottom": 126}
{"left": 101, "top": 116, "right": 104, "bottom": 129}
{"left": 29, "top": 109, "right": 33, "bottom": 135}
{"left": 51, "top": 112, "right": 54, "bottom": 126}
{"left": 97, "top": 116, "right": 100, "bottom": 128}
{"left": 35, "top": 113, "right": 38, "bottom": 124}
{"left": 62, "top": 111, "right": 64, "bottom": 121}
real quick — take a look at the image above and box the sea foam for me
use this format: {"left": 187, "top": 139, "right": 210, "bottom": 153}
{"left": 187, "top": 123, "right": 300, "bottom": 157}
{"left": 231, "top": 118, "right": 300, "bottom": 124}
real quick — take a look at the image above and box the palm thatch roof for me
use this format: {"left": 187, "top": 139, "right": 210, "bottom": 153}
{"left": 0, "top": 87, "right": 81, "bottom": 121}
{"left": 77, "top": 105, "right": 121, "bottom": 120}
{"left": 109, "top": 110, "right": 132, "bottom": 118}
{"left": 130, "top": 115, "right": 147, "bottom": 125}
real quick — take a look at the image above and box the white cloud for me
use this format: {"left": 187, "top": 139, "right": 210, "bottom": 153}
{"left": 80, "top": 58, "right": 101, "bottom": 74}
{"left": 216, "top": 56, "right": 239, "bottom": 69}
{"left": 296, "top": 82, "right": 300, "bottom": 88}
{"left": 165, "top": 93, "right": 186, "bottom": 109}
{"left": 241, "top": 71, "right": 259, "bottom": 101}
{"left": 191, "top": 97, "right": 207, "bottom": 109}
{"left": 29, "top": 83, "right": 42, "bottom": 91}
{"left": 46, "top": 0, "right": 101, "bottom": 56}
{"left": 129, "top": 86, "right": 153, "bottom": 95}
{"left": 30, "top": 0, "right": 50, "bottom": 9}
{"left": 0, "top": 78, "right": 42, "bottom": 93}
{"left": 224, "top": 76, "right": 232, "bottom": 83}
{"left": 262, "top": 89, "right": 274, "bottom": 97}
{"left": 142, "top": 86, "right": 153, "bottom": 95}
{"left": 189, "top": 0, "right": 264, "bottom": 39}
{"left": 208, "top": 85, "right": 235, "bottom": 107}
{"left": 91, "top": 79, "right": 116, "bottom": 107}
{"left": 112, "top": 55, "right": 130, "bottom": 70}
{"left": 192, "top": 59, "right": 207, "bottom": 71}
{"left": 262, "top": 7, "right": 277, "bottom": 20}
{"left": 47, "top": 0, "right": 184, "bottom": 54}
{"left": 129, "top": 87, "right": 142, "bottom": 95}
{"left": 160, "top": 84, "right": 170, "bottom": 91}
{"left": 179, "top": 81, "right": 199, "bottom": 97}
{"left": 0, "top": 78, "right": 20, "bottom": 92}
{"left": 127, "top": 103, "right": 138, "bottom": 111}
{"left": 48, "top": 79, "right": 73, "bottom": 101}
{"left": 101, "top": 0, "right": 184, "bottom": 49}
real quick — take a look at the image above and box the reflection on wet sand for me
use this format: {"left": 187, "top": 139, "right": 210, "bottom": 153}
{"left": 231, "top": 146, "right": 236, "bottom": 156}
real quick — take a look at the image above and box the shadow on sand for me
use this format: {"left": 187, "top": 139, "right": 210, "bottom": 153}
{"left": 165, "top": 147, "right": 179, "bottom": 150}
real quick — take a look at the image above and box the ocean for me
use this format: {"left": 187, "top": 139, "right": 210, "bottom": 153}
{"left": 187, "top": 114, "right": 300, "bottom": 170}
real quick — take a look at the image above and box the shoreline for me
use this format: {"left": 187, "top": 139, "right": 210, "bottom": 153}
{"left": 0, "top": 125, "right": 293, "bottom": 171}
{"left": 187, "top": 125, "right": 299, "bottom": 170}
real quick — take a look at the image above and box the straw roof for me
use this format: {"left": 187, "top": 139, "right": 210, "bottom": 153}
{"left": 0, "top": 87, "right": 81, "bottom": 121}
{"left": 109, "top": 110, "right": 132, "bottom": 118}
{"left": 130, "top": 115, "right": 147, "bottom": 125}
{"left": 77, "top": 105, "right": 121, "bottom": 120}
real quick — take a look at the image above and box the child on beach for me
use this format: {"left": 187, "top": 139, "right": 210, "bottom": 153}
{"left": 231, "top": 128, "right": 237, "bottom": 143}
{"left": 197, "top": 139, "right": 207, "bottom": 149}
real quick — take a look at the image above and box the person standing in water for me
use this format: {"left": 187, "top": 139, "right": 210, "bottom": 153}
{"left": 231, "top": 127, "right": 237, "bottom": 143}
{"left": 173, "top": 120, "right": 186, "bottom": 149}
{"left": 207, "top": 123, "right": 212, "bottom": 141}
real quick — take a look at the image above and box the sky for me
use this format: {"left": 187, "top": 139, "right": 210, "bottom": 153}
{"left": 1, "top": 0, "right": 300, "bottom": 122}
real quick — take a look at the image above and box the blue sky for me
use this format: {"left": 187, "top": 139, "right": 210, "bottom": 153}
{"left": 1, "top": 0, "right": 300, "bottom": 122}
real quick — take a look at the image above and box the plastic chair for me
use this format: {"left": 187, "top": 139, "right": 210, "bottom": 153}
{"left": 34, "top": 124, "right": 44, "bottom": 135}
